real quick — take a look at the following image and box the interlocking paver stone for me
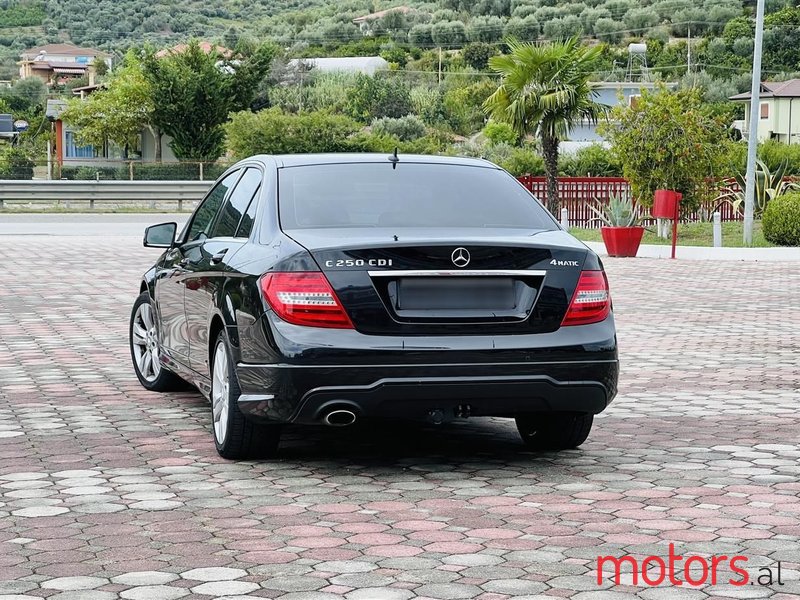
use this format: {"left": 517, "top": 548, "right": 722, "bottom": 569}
{"left": 118, "top": 586, "right": 188, "bottom": 600}
{"left": 40, "top": 577, "right": 107, "bottom": 591}
{"left": 1, "top": 234, "right": 799, "bottom": 599}
{"left": 110, "top": 573, "right": 179, "bottom": 586}
{"left": 189, "top": 581, "right": 260, "bottom": 595}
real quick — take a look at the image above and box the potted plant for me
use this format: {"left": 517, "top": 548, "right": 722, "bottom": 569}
{"left": 588, "top": 193, "right": 646, "bottom": 257}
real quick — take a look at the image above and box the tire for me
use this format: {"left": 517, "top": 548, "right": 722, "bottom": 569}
{"left": 130, "top": 292, "right": 185, "bottom": 392}
{"left": 210, "top": 330, "right": 281, "bottom": 459}
{"left": 515, "top": 412, "right": 594, "bottom": 450}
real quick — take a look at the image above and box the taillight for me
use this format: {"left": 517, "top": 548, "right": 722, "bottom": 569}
{"left": 561, "top": 270, "right": 611, "bottom": 326}
{"left": 260, "top": 272, "right": 354, "bottom": 329}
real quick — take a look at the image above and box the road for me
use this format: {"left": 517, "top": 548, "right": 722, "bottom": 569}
{"left": 0, "top": 213, "right": 188, "bottom": 236}
{"left": 0, "top": 233, "right": 798, "bottom": 599}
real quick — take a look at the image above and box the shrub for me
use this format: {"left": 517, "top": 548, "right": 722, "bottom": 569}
{"left": 722, "top": 15, "right": 753, "bottom": 43}
{"left": 132, "top": 163, "right": 228, "bottom": 181}
{"left": 307, "top": 72, "right": 357, "bottom": 113}
{"left": 347, "top": 74, "right": 413, "bottom": 122}
{"left": 483, "top": 121, "right": 518, "bottom": 145}
{"left": 411, "top": 86, "right": 448, "bottom": 126}
{"left": 0, "top": 146, "right": 35, "bottom": 180}
{"left": 60, "top": 166, "right": 125, "bottom": 180}
{"left": 462, "top": 42, "right": 496, "bottom": 70}
{"left": 346, "top": 130, "right": 452, "bottom": 154}
{"left": 478, "top": 143, "right": 545, "bottom": 176}
{"left": 762, "top": 192, "right": 800, "bottom": 246}
{"left": 381, "top": 46, "right": 409, "bottom": 67}
{"left": 442, "top": 79, "right": 496, "bottom": 135}
{"left": 758, "top": 140, "right": 800, "bottom": 175}
{"left": 559, "top": 144, "right": 621, "bottom": 176}
{"left": 732, "top": 37, "right": 754, "bottom": 57}
{"left": 225, "top": 109, "right": 359, "bottom": 158}
{"left": 371, "top": 115, "right": 427, "bottom": 141}
{"left": 58, "top": 163, "right": 230, "bottom": 181}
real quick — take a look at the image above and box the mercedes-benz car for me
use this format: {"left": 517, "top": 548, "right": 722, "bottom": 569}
{"left": 130, "top": 154, "right": 618, "bottom": 459}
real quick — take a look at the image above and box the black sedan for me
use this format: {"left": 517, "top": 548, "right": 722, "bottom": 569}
{"left": 130, "top": 154, "right": 618, "bottom": 458}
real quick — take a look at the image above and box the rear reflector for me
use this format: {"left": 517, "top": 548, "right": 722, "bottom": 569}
{"left": 261, "top": 272, "right": 354, "bottom": 329}
{"left": 561, "top": 270, "right": 611, "bottom": 326}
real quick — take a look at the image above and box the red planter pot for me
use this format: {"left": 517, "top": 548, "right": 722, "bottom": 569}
{"left": 601, "top": 226, "right": 644, "bottom": 258}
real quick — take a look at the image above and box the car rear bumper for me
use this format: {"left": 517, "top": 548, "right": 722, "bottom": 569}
{"left": 234, "top": 314, "right": 619, "bottom": 424}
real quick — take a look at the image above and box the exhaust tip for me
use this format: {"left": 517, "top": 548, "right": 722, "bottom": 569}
{"left": 323, "top": 409, "right": 357, "bottom": 427}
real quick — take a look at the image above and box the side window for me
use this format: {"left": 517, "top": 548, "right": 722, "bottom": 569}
{"left": 186, "top": 171, "right": 240, "bottom": 243}
{"left": 235, "top": 184, "right": 261, "bottom": 238}
{"left": 212, "top": 168, "right": 262, "bottom": 238}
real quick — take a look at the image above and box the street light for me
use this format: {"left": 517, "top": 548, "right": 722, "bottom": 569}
{"left": 743, "top": 0, "right": 766, "bottom": 246}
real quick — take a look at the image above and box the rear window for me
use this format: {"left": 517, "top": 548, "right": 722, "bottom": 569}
{"left": 278, "top": 163, "right": 557, "bottom": 231}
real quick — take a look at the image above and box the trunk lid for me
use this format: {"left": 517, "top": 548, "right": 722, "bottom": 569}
{"left": 283, "top": 227, "right": 591, "bottom": 335}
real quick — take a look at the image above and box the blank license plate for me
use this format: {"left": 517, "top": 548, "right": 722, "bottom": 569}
{"left": 397, "top": 277, "right": 516, "bottom": 311}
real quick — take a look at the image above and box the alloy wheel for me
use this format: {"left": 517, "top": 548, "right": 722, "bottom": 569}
{"left": 131, "top": 303, "right": 161, "bottom": 382}
{"left": 211, "top": 342, "right": 230, "bottom": 444}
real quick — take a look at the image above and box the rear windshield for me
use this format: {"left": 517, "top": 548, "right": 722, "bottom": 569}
{"left": 278, "top": 162, "right": 557, "bottom": 231}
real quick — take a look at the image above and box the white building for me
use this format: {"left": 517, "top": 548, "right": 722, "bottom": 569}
{"left": 287, "top": 56, "right": 390, "bottom": 76}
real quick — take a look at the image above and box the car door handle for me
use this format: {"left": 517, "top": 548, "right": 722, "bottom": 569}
{"left": 210, "top": 249, "right": 228, "bottom": 265}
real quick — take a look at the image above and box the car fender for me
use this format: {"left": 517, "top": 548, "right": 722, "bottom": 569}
{"left": 140, "top": 265, "right": 157, "bottom": 298}
{"left": 209, "top": 276, "right": 242, "bottom": 361}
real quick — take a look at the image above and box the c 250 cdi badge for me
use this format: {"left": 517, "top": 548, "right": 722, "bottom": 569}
{"left": 130, "top": 154, "right": 618, "bottom": 458}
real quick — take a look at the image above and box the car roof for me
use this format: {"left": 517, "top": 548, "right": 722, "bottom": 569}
{"left": 251, "top": 153, "right": 500, "bottom": 169}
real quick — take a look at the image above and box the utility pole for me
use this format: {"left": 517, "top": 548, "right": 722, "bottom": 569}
{"left": 687, "top": 26, "right": 691, "bottom": 76}
{"left": 743, "top": 0, "right": 766, "bottom": 246}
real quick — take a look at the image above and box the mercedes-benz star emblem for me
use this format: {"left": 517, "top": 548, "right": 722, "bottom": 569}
{"left": 451, "top": 247, "right": 470, "bottom": 268}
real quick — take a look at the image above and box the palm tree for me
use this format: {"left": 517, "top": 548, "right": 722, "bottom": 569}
{"left": 484, "top": 37, "right": 606, "bottom": 214}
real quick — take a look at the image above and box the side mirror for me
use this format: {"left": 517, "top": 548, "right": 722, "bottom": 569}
{"left": 143, "top": 222, "right": 177, "bottom": 248}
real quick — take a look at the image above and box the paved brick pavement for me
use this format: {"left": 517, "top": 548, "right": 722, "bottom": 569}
{"left": 0, "top": 235, "right": 798, "bottom": 600}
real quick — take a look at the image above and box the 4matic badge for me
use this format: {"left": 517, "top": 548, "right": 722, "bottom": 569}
{"left": 550, "top": 259, "right": 580, "bottom": 267}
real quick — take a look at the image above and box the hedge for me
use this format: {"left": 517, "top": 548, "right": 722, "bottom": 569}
{"left": 59, "top": 162, "right": 229, "bottom": 181}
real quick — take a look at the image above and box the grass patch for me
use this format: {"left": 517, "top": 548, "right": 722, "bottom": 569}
{"left": 570, "top": 221, "right": 775, "bottom": 248}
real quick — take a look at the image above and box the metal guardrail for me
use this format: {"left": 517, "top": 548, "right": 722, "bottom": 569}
{"left": 0, "top": 180, "right": 213, "bottom": 210}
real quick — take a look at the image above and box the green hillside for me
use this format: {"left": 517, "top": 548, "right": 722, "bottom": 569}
{"left": 1, "top": 0, "right": 799, "bottom": 81}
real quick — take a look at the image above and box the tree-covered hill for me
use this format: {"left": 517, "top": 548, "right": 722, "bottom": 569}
{"left": 1, "top": 0, "right": 799, "bottom": 80}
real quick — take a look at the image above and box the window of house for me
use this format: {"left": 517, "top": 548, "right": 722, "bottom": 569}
{"left": 760, "top": 103, "right": 769, "bottom": 119}
{"left": 64, "top": 131, "right": 99, "bottom": 159}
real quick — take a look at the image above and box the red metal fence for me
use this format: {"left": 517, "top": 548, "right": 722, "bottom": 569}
{"left": 517, "top": 176, "right": 743, "bottom": 227}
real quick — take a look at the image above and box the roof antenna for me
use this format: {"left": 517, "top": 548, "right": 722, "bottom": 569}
{"left": 388, "top": 147, "right": 399, "bottom": 169}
